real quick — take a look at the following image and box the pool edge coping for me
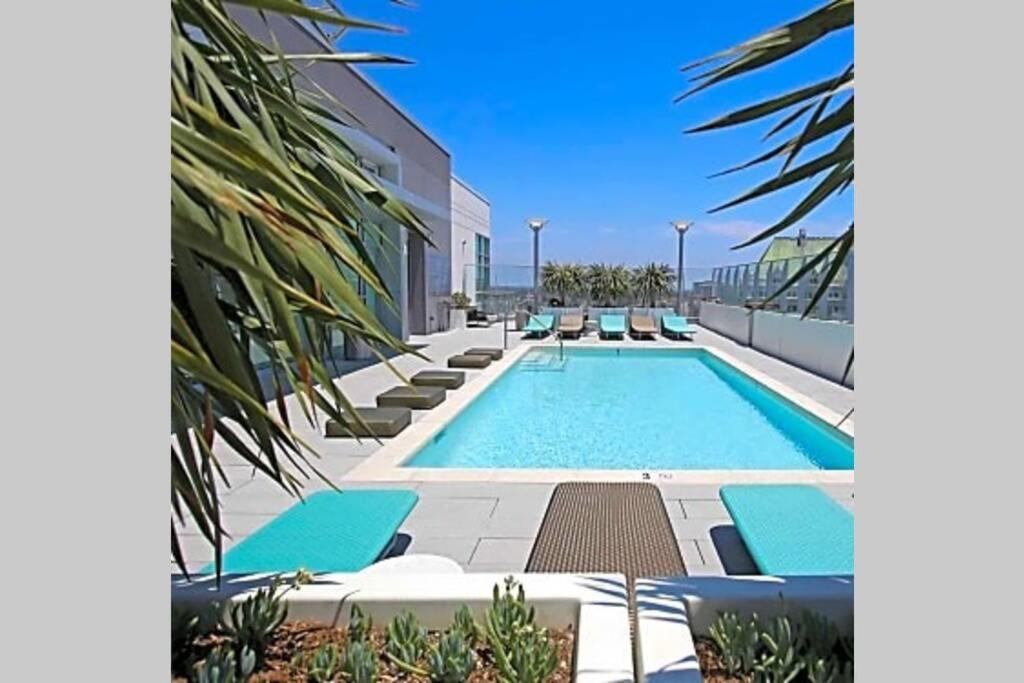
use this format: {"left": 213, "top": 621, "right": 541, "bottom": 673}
{"left": 341, "top": 341, "right": 855, "bottom": 486}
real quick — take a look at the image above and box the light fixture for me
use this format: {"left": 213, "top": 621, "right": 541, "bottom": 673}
{"left": 527, "top": 219, "right": 548, "bottom": 311}
{"left": 671, "top": 220, "right": 694, "bottom": 314}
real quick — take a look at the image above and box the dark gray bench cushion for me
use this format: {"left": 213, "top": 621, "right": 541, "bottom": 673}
{"left": 376, "top": 385, "right": 447, "bottom": 410}
{"left": 448, "top": 354, "right": 491, "bottom": 369}
{"left": 324, "top": 407, "right": 411, "bottom": 438}
{"left": 411, "top": 370, "right": 466, "bottom": 389}
{"left": 465, "top": 347, "right": 503, "bottom": 360}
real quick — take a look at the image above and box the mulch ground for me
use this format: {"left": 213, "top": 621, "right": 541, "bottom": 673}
{"left": 694, "top": 637, "right": 751, "bottom": 683}
{"left": 176, "top": 621, "right": 575, "bottom": 683}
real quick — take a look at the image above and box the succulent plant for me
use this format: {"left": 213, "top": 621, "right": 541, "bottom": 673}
{"left": 386, "top": 610, "right": 428, "bottom": 671}
{"left": 486, "top": 576, "right": 536, "bottom": 653}
{"left": 492, "top": 625, "right": 558, "bottom": 683}
{"left": 805, "top": 654, "right": 842, "bottom": 683}
{"left": 452, "top": 604, "right": 483, "bottom": 647}
{"left": 341, "top": 640, "right": 379, "bottom": 683}
{"left": 305, "top": 642, "right": 341, "bottom": 683}
{"left": 708, "top": 608, "right": 851, "bottom": 682}
{"left": 428, "top": 629, "right": 478, "bottom": 683}
{"left": 798, "top": 609, "right": 840, "bottom": 659}
{"left": 709, "top": 611, "right": 761, "bottom": 676}
{"left": 220, "top": 578, "right": 287, "bottom": 669}
{"left": 192, "top": 645, "right": 255, "bottom": 683}
{"left": 347, "top": 604, "right": 373, "bottom": 645}
{"left": 173, "top": 607, "right": 203, "bottom": 674}
{"left": 753, "top": 616, "right": 804, "bottom": 683}
{"left": 293, "top": 568, "right": 314, "bottom": 588}
{"left": 839, "top": 633, "right": 854, "bottom": 662}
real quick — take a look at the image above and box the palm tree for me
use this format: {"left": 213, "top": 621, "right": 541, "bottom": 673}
{"left": 632, "top": 263, "right": 676, "bottom": 307}
{"left": 541, "top": 262, "right": 587, "bottom": 305}
{"left": 587, "top": 264, "right": 633, "bottom": 306}
{"left": 680, "top": 0, "right": 853, "bottom": 315}
{"left": 563, "top": 263, "right": 588, "bottom": 305}
{"left": 171, "top": 0, "right": 427, "bottom": 576}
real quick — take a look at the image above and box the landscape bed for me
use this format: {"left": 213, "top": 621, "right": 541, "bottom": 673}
{"left": 634, "top": 576, "right": 854, "bottom": 683}
{"left": 171, "top": 572, "right": 633, "bottom": 683}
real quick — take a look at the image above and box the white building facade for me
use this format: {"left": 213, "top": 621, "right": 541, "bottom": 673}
{"left": 450, "top": 177, "right": 491, "bottom": 304}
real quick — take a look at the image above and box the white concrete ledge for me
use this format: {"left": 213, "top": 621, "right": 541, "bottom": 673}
{"left": 172, "top": 572, "right": 634, "bottom": 683}
{"left": 634, "top": 576, "right": 854, "bottom": 683}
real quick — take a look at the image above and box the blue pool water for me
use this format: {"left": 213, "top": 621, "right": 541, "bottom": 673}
{"left": 406, "top": 348, "right": 853, "bottom": 470}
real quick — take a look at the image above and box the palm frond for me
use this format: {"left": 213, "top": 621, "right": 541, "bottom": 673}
{"left": 171, "top": 0, "right": 428, "bottom": 577}
{"left": 680, "top": 0, "right": 854, "bottom": 317}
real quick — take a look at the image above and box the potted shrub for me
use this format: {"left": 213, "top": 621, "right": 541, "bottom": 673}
{"left": 449, "top": 292, "right": 472, "bottom": 330}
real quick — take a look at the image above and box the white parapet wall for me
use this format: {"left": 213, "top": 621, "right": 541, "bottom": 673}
{"left": 698, "top": 302, "right": 752, "bottom": 344}
{"left": 699, "top": 303, "right": 853, "bottom": 387}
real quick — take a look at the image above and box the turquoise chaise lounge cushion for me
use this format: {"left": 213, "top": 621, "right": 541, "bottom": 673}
{"left": 199, "top": 489, "right": 418, "bottom": 574}
{"left": 720, "top": 484, "right": 853, "bottom": 576}
{"left": 662, "top": 315, "right": 698, "bottom": 335}
{"left": 524, "top": 314, "right": 555, "bottom": 333}
{"left": 600, "top": 314, "right": 626, "bottom": 334}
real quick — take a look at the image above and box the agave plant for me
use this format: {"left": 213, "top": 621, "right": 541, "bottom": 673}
{"left": 171, "top": 0, "right": 430, "bottom": 576}
{"left": 632, "top": 263, "right": 675, "bottom": 307}
{"left": 680, "top": 0, "right": 853, "bottom": 317}
{"left": 540, "top": 262, "right": 586, "bottom": 305}
{"left": 587, "top": 264, "right": 632, "bottom": 306}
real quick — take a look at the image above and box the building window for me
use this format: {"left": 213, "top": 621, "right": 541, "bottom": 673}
{"left": 475, "top": 234, "right": 491, "bottom": 293}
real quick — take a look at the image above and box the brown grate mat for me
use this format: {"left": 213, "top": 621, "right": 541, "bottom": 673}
{"left": 526, "top": 482, "right": 686, "bottom": 579}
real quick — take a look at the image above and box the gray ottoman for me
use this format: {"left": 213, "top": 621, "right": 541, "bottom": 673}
{"left": 411, "top": 370, "right": 466, "bottom": 389}
{"left": 448, "top": 353, "right": 492, "bottom": 369}
{"left": 324, "top": 407, "right": 412, "bottom": 438}
{"left": 376, "top": 385, "right": 447, "bottom": 410}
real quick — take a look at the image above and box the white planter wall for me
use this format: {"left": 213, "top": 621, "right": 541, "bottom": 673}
{"left": 448, "top": 308, "right": 468, "bottom": 330}
{"left": 699, "top": 304, "right": 854, "bottom": 387}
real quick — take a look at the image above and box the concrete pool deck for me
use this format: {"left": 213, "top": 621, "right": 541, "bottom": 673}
{"left": 174, "top": 323, "right": 854, "bottom": 577}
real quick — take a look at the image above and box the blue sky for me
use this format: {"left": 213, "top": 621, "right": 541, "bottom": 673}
{"left": 337, "top": 0, "right": 853, "bottom": 271}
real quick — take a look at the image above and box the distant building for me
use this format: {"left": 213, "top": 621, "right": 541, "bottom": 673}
{"left": 450, "top": 177, "right": 491, "bottom": 303}
{"left": 757, "top": 228, "right": 838, "bottom": 263}
{"left": 691, "top": 280, "right": 716, "bottom": 301}
{"left": 757, "top": 229, "right": 848, "bottom": 317}
{"left": 709, "top": 228, "right": 852, "bottom": 321}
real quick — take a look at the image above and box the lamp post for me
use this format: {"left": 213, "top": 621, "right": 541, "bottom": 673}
{"left": 672, "top": 220, "right": 693, "bottom": 314}
{"left": 527, "top": 218, "right": 547, "bottom": 312}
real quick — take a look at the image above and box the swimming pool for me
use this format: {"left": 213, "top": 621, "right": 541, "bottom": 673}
{"left": 405, "top": 348, "right": 853, "bottom": 470}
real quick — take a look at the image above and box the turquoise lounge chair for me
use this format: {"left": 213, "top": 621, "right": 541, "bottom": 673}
{"left": 661, "top": 315, "right": 699, "bottom": 340}
{"left": 599, "top": 314, "right": 626, "bottom": 339}
{"left": 523, "top": 314, "right": 555, "bottom": 338}
{"left": 199, "top": 489, "right": 418, "bottom": 574}
{"left": 720, "top": 485, "right": 853, "bottom": 576}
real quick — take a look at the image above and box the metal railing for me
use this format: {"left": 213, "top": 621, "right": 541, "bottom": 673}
{"left": 707, "top": 251, "right": 854, "bottom": 323}
{"left": 459, "top": 250, "right": 854, "bottom": 323}
{"left": 460, "top": 264, "right": 716, "bottom": 317}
